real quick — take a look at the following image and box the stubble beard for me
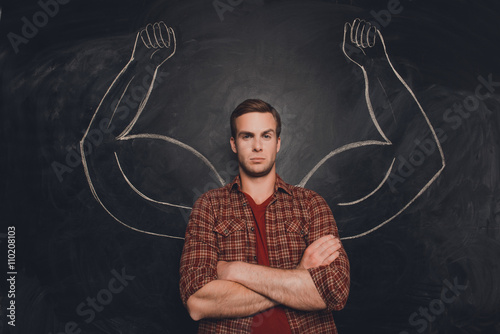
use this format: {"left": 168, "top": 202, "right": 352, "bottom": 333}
{"left": 238, "top": 158, "right": 275, "bottom": 178}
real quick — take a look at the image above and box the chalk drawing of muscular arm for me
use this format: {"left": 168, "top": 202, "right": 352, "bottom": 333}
{"left": 82, "top": 19, "right": 444, "bottom": 241}
{"left": 300, "top": 19, "right": 446, "bottom": 239}
{"left": 80, "top": 22, "right": 224, "bottom": 239}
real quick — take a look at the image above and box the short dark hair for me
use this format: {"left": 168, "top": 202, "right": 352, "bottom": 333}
{"left": 230, "top": 99, "right": 281, "bottom": 138}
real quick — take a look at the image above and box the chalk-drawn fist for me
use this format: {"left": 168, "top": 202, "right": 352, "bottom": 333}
{"left": 342, "top": 18, "right": 384, "bottom": 68}
{"left": 132, "top": 22, "right": 176, "bottom": 67}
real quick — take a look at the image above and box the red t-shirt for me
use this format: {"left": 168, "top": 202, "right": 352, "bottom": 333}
{"left": 243, "top": 193, "right": 292, "bottom": 334}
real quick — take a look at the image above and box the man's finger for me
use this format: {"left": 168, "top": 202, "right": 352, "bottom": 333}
{"left": 317, "top": 239, "right": 341, "bottom": 258}
{"left": 314, "top": 235, "right": 338, "bottom": 246}
{"left": 307, "top": 235, "right": 335, "bottom": 251}
{"left": 305, "top": 236, "right": 340, "bottom": 263}
{"left": 307, "top": 238, "right": 331, "bottom": 253}
{"left": 311, "top": 235, "right": 338, "bottom": 249}
{"left": 322, "top": 251, "right": 340, "bottom": 266}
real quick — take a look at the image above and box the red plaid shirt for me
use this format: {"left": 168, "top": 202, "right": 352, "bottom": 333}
{"left": 179, "top": 174, "right": 350, "bottom": 333}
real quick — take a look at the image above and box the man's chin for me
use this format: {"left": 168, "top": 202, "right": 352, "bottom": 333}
{"left": 241, "top": 166, "right": 274, "bottom": 178}
{"left": 248, "top": 171, "right": 271, "bottom": 178}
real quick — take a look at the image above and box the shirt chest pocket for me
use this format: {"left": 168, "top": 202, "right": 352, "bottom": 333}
{"left": 213, "top": 219, "right": 248, "bottom": 262}
{"left": 281, "top": 220, "right": 309, "bottom": 267}
{"left": 284, "top": 220, "right": 309, "bottom": 237}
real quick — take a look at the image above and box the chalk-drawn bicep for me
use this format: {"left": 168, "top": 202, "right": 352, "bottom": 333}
{"left": 303, "top": 143, "right": 395, "bottom": 207}
{"left": 113, "top": 136, "right": 225, "bottom": 210}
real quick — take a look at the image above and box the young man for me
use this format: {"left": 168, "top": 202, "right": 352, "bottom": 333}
{"left": 179, "top": 99, "right": 350, "bottom": 333}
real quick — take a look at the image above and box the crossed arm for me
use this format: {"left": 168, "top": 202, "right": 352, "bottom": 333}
{"left": 179, "top": 193, "right": 348, "bottom": 321}
{"left": 186, "top": 279, "right": 277, "bottom": 321}
{"left": 186, "top": 235, "right": 341, "bottom": 321}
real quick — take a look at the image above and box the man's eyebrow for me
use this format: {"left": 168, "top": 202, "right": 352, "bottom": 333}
{"left": 237, "top": 129, "right": 275, "bottom": 137}
{"left": 237, "top": 131, "right": 254, "bottom": 137}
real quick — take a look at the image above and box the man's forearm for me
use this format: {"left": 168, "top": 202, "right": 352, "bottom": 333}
{"left": 186, "top": 279, "right": 278, "bottom": 321}
{"left": 221, "top": 262, "right": 327, "bottom": 311}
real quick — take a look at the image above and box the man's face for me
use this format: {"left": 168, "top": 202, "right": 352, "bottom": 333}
{"left": 230, "top": 112, "right": 281, "bottom": 178}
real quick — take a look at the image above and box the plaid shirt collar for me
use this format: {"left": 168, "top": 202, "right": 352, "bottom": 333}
{"left": 229, "top": 173, "right": 293, "bottom": 196}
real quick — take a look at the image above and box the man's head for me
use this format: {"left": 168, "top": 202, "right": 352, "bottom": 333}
{"left": 230, "top": 99, "right": 281, "bottom": 178}
{"left": 230, "top": 99, "right": 281, "bottom": 139}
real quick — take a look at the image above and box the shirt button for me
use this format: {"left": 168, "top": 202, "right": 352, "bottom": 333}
{"left": 224, "top": 229, "right": 229, "bottom": 234}
{"left": 250, "top": 227, "right": 255, "bottom": 232}
{"left": 243, "top": 203, "right": 247, "bottom": 206}
{"left": 253, "top": 256, "right": 257, "bottom": 261}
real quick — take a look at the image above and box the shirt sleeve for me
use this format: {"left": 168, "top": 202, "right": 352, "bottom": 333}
{"left": 179, "top": 192, "right": 219, "bottom": 306}
{"left": 306, "top": 193, "right": 350, "bottom": 311}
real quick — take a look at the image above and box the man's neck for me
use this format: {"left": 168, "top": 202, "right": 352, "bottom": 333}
{"left": 239, "top": 170, "right": 276, "bottom": 205}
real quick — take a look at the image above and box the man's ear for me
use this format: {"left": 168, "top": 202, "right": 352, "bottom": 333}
{"left": 230, "top": 137, "right": 237, "bottom": 153}
{"left": 277, "top": 137, "right": 281, "bottom": 153}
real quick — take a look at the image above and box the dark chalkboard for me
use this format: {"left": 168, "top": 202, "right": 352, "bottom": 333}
{"left": 2, "top": 0, "right": 500, "bottom": 333}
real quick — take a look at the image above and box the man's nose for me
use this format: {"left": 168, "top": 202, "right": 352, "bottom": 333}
{"left": 252, "top": 138, "right": 263, "bottom": 151}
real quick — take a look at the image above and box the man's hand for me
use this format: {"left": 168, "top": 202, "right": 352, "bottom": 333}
{"left": 212, "top": 235, "right": 344, "bottom": 311}
{"left": 217, "top": 235, "right": 342, "bottom": 277}
{"left": 296, "top": 235, "right": 341, "bottom": 270}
